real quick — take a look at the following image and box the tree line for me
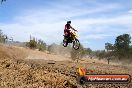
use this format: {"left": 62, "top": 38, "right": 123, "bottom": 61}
{"left": 95, "top": 34, "right": 132, "bottom": 63}
{"left": 60, "top": 33, "right": 132, "bottom": 63}
{"left": 105, "top": 34, "right": 132, "bottom": 59}
{"left": 1, "top": 29, "right": 132, "bottom": 63}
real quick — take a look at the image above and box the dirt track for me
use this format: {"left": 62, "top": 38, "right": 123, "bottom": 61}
{"left": 0, "top": 44, "right": 132, "bottom": 88}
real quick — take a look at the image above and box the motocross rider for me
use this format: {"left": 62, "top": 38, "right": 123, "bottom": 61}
{"left": 64, "top": 21, "right": 77, "bottom": 40}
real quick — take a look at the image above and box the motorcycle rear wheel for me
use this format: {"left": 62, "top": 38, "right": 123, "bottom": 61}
{"left": 63, "top": 39, "right": 68, "bottom": 47}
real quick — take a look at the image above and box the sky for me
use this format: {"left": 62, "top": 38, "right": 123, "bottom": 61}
{"left": 0, "top": 0, "right": 132, "bottom": 50}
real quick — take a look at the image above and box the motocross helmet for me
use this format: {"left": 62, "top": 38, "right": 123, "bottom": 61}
{"left": 67, "top": 21, "right": 71, "bottom": 24}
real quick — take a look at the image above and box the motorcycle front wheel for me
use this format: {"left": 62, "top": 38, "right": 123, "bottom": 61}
{"left": 73, "top": 39, "right": 80, "bottom": 50}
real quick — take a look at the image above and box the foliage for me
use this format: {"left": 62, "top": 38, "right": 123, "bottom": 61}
{"left": 0, "top": 29, "right": 8, "bottom": 43}
{"left": 115, "top": 34, "right": 131, "bottom": 59}
{"left": 26, "top": 38, "right": 46, "bottom": 51}
{"left": 92, "top": 50, "right": 106, "bottom": 59}
{"left": 105, "top": 42, "right": 114, "bottom": 51}
{"left": 84, "top": 48, "right": 92, "bottom": 55}
{"left": 37, "top": 39, "right": 46, "bottom": 51}
{"left": 26, "top": 39, "right": 37, "bottom": 49}
{"left": 93, "top": 34, "right": 132, "bottom": 62}
{"left": 70, "top": 44, "right": 86, "bottom": 60}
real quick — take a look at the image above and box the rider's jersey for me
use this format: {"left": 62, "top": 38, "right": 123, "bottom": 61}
{"left": 64, "top": 24, "right": 73, "bottom": 30}
{"left": 64, "top": 23, "right": 76, "bottom": 36}
{"left": 64, "top": 24, "right": 72, "bottom": 36}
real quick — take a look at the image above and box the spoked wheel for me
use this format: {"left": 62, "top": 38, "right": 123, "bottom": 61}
{"left": 73, "top": 39, "right": 80, "bottom": 50}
